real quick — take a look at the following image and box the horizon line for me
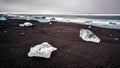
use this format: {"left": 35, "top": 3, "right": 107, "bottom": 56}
{"left": 0, "top": 12, "right": 120, "bottom": 16}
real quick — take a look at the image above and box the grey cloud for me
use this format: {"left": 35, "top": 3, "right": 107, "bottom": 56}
{"left": 0, "top": 0, "right": 120, "bottom": 14}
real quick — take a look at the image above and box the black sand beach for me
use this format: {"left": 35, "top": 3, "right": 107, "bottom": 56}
{"left": 0, "top": 19, "right": 120, "bottom": 68}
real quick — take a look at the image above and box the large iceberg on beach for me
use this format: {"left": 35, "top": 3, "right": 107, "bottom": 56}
{"left": 28, "top": 42, "right": 57, "bottom": 58}
{"left": 80, "top": 29, "right": 100, "bottom": 43}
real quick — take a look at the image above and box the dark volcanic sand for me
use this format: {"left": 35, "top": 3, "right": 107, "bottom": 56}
{"left": 0, "top": 19, "right": 120, "bottom": 68}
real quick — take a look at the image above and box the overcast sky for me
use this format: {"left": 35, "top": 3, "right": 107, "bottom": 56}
{"left": 0, "top": 0, "right": 120, "bottom": 14}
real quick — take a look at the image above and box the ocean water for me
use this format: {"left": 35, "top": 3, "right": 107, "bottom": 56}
{"left": 44, "top": 15, "right": 120, "bottom": 23}
{"left": 44, "top": 15, "right": 120, "bottom": 29}
{"left": 6, "top": 14, "right": 120, "bottom": 29}
{"left": 33, "top": 15, "right": 120, "bottom": 23}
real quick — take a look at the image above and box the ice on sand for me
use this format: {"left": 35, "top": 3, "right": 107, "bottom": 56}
{"left": 33, "top": 18, "right": 50, "bottom": 23}
{"left": 114, "top": 38, "right": 119, "bottom": 40}
{"left": 80, "top": 29, "right": 100, "bottom": 43}
{"left": 109, "top": 22, "right": 117, "bottom": 26}
{"left": 19, "top": 22, "right": 33, "bottom": 27}
{"left": 28, "top": 42, "right": 57, "bottom": 58}
{"left": 0, "top": 14, "right": 7, "bottom": 21}
{"left": 85, "top": 20, "right": 92, "bottom": 25}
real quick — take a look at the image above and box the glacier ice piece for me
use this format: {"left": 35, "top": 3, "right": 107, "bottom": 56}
{"left": 0, "top": 14, "right": 7, "bottom": 21}
{"left": 33, "top": 18, "right": 50, "bottom": 23}
{"left": 50, "top": 18, "right": 56, "bottom": 21}
{"left": 114, "top": 38, "right": 119, "bottom": 40}
{"left": 80, "top": 29, "right": 100, "bottom": 43}
{"left": 28, "top": 42, "right": 57, "bottom": 58}
{"left": 85, "top": 20, "right": 92, "bottom": 25}
{"left": 88, "top": 26, "right": 92, "bottom": 28}
{"left": 109, "top": 22, "right": 117, "bottom": 26}
{"left": 19, "top": 22, "right": 33, "bottom": 27}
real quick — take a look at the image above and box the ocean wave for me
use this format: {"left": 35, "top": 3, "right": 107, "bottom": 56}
{"left": 46, "top": 17, "right": 120, "bottom": 29}
{"left": 46, "top": 17, "right": 120, "bottom": 24}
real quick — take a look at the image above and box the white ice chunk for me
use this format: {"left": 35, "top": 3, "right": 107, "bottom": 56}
{"left": 19, "top": 22, "right": 33, "bottom": 27}
{"left": 80, "top": 29, "right": 100, "bottom": 43}
{"left": 28, "top": 42, "right": 57, "bottom": 58}
{"left": 4, "top": 30, "right": 7, "bottom": 33}
{"left": 88, "top": 26, "right": 92, "bottom": 28}
{"left": 85, "top": 20, "right": 92, "bottom": 25}
{"left": 49, "top": 22, "right": 52, "bottom": 24}
{"left": 114, "top": 38, "right": 119, "bottom": 40}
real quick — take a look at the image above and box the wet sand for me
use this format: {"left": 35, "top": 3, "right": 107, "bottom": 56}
{"left": 0, "top": 19, "right": 120, "bottom": 68}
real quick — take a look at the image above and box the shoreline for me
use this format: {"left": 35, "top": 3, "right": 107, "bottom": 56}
{"left": 71, "top": 22, "right": 120, "bottom": 30}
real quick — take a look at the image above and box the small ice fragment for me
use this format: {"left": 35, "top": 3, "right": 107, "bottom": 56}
{"left": 33, "top": 18, "right": 50, "bottom": 23}
{"left": 88, "top": 26, "right": 91, "bottom": 28}
{"left": 26, "top": 16, "right": 32, "bottom": 20}
{"left": 49, "top": 22, "right": 52, "bottom": 24}
{"left": 85, "top": 20, "right": 92, "bottom": 25}
{"left": 19, "top": 22, "right": 33, "bottom": 27}
{"left": 50, "top": 18, "right": 56, "bottom": 21}
{"left": 21, "top": 33, "right": 25, "bottom": 35}
{"left": 28, "top": 42, "right": 57, "bottom": 58}
{"left": 57, "top": 30, "right": 60, "bottom": 32}
{"left": 109, "top": 22, "right": 117, "bottom": 26}
{"left": 80, "top": 29, "right": 100, "bottom": 43}
{"left": 110, "top": 34, "right": 113, "bottom": 36}
{"left": 114, "top": 38, "right": 119, "bottom": 40}
{"left": 4, "top": 30, "right": 7, "bottom": 33}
